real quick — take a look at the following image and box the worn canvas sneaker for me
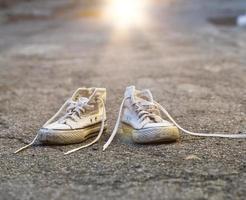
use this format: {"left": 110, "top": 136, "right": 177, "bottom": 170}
{"left": 15, "top": 87, "right": 107, "bottom": 154}
{"left": 103, "top": 86, "right": 246, "bottom": 150}
{"left": 103, "top": 86, "right": 180, "bottom": 150}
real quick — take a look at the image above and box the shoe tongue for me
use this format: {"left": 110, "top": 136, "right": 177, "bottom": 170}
{"left": 71, "top": 88, "right": 99, "bottom": 102}
{"left": 71, "top": 88, "right": 89, "bottom": 101}
{"left": 135, "top": 89, "right": 154, "bottom": 106}
{"left": 78, "top": 97, "right": 90, "bottom": 103}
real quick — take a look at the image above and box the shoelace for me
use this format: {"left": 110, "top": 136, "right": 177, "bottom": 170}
{"left": 14, "top": 89, "right": 106, "bottom": 154}
{"left": 103, "top": 97, "right": 246, "bottom": 151}
{"left": 134, "top": 103, "right": 162, "bottom": 126}
{"left": 59, "top": 98, "right": 95, "bottom": 123}
{"left": 155, "top": 101, "right": 246, "bottom": 138}
{"left": 14, "top": 98, "right": 75, "bottom": 153}
{"left": 103, "top": 97, "right": 127, "bottom": 151}
{"left": 64, "top": 98, "right": 105, "bottom": 155}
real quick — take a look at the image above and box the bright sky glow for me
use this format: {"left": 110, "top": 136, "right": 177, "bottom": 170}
{"left": 103, "top": 0, "right": 150, "bottom": 30}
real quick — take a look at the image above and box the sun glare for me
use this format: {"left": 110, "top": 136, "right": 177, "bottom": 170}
{"left": 103, "top": 0, "right": 150, "bottom": 30}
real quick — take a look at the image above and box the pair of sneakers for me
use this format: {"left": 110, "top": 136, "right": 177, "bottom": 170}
{"left": 15, "top": 86, "right": 246, "bottom": 155}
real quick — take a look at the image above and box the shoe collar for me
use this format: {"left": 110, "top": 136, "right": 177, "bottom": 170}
{"left": 71, "top": 87, "right": 106, "bottom": 102}
{"left": 124, "top": 85, "right": 154, "bottom": 104}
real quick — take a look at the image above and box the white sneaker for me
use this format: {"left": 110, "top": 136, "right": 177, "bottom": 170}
{"left": 103, "top": 86, "right": 246, "bottom": 150}
{"left": 103, "top": 86, "right": 180, "bottom": 150}
{"left": 15, "top": 88, "right": 107, "bottom": 154}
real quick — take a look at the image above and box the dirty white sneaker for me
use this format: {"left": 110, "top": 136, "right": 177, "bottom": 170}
{"left": 15, "top": 87, "right": 107, "bottom": 154}
{"left": 103, "top": 86, "right": 246, "bottom": 150}
{"left": 103, "top": 86, "right": 180, "bottom": 150}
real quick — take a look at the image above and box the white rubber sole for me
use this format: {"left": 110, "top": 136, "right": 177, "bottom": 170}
{"left": 37, "top": 122, "right": 107, "bottom": 145}
{"left": 119, "top": 123, "right": 180, "bottom": 144}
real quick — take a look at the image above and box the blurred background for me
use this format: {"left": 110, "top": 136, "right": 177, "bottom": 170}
{"left": 0, "top": 0, "right": 245, "bottom": 200}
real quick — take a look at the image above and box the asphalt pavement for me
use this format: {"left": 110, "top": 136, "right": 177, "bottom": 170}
{"left": 0, "top": 0, "right": 245, "bottom": 199}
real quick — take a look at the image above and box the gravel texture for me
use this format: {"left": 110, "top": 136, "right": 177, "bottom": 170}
{"left": 0, "top": 0, "right": 245, "bottom": 199}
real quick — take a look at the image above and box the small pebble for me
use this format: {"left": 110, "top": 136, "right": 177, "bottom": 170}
{"left": 184, "top": 154, "right": 202, "bottom": 160}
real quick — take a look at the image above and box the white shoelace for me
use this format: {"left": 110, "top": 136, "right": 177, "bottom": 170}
{"left": 133, "top": 103, "right": 163, "bottom": 126}
{"left": 14, "top": 99, "right": 73, "bottom": 153}
{"left": 155, "top": 101, "right": 246, "bottom": 138}
{"left": 103, "top": 97, "right": 127, "bottom": 151}
{"left": 64, "top": 98, "right": 105, "bottom": 155}
{"left": 14, "top": 89, "right": 106, "bottom": 154}
{"left": 58, "top": 98, "right": 95, "bottom": 124}
{"left": 103, "top": 97, "right": 246, "bottom": 151}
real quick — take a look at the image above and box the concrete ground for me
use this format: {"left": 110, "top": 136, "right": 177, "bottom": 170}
{"left": 0, "top": 0, "right": 245, "bottom": 199}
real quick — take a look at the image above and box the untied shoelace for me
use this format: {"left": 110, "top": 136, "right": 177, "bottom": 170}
{"left": 14, "top": 89, "right": 106, "bottom": 154}
{"left": 103, "top": 97, "right": 246, "bottom": 151}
